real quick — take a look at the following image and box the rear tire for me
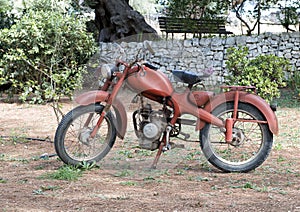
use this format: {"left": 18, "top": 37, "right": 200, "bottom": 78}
{"left": 54, "top": 104, "right": 116, "bottom": 166}
{"left": 200, "top": 102, "right": 273, "bottom": 172}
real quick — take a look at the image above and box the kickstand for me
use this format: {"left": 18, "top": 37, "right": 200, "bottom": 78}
{"left": 151, "top": 133, "right": 167, "bottom": 169}
{"left": 151, "top": 143, "right": 164, "bottom": 169}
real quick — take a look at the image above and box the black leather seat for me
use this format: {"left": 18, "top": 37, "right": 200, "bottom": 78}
{"left": 172, "top": 70, "right": 207, "bottom": 85}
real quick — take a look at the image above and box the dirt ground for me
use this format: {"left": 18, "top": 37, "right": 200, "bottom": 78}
{"left": 0, "top": 101, "right": 299, "bottom": 212}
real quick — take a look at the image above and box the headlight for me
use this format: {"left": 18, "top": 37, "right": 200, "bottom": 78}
{"left": 118, "top": 64, "right": 125, "bottom": 72}
{"left": 100, "top": 64, "right": 112, "bottom": 79}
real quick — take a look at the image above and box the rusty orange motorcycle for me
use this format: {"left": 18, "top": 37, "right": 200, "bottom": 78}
{"left": 54, "top": 42, "right": 278, "bottom": 172}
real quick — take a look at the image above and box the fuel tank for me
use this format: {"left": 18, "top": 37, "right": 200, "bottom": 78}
{"left": 126, "top": 66, "right": 174, "bottom": 97}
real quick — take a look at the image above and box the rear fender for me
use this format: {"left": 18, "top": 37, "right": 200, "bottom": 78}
{"left": 197, "top": 91, "right": 279, "bottom": 135}
{"left": 75, "top": 91, "right": 127, "bottom": 139}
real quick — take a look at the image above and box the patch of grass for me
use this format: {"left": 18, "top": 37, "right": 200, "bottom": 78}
{"left": 199, "top": 161, "right": 212, "bottom": 171}
{"left": 230, "top": 181, "right": 272, "bottom": 193}
{"left": 269, "top": 187, "right": 288, "bottom": 195}
{"left": 0, "top": 129, "right": 30, "bottom": 145}
{"left": 0, "top": 153, "right": 6, "bottom": 161}
{"left": 32, "top": 155, "right": 42, "bottom": 161}
{"left": 162, "top": 169, "right": 171, "bottom": 176}
{"left": 274, "top": 143, "right": 283, "bottom": 151}
{"left": 111, "top": 156, "right": 122, "bottom": 161}
{"left": 38, "top": 162, "right": 99, "bottom": 181}
{"left": 175, "top": 169, "right": 185, "bottom": 175}
{"left": 231, "top": 182, "right": 257, "bottom": 190}
{"left": 79, "top": 161, "right": 100, "bottom": 171}
{"left": 39, "top": 165, "right": 82, "bottom": 181}
{"left": 143, "top": 176, "right": 156, "bottom": 181}
{"left": 34, "top": 164, "right": 47, "bottom": 170}
{"left": 188, "top": 175, "right": 210, "bottom": 182}
{"left": 257, "top": 186, "right": 269, "bottom": 192}
{"left": 195, "top": 176, "right": 211, "bottom": 182}
{"left": 18, "top": 179, "right": 28, "bottom": 184}
{"left": 275, "top": 108, "right": 300, "bottom": 148}
{"left": 243, "top": 182, "right": 255, "bottom": 189}
{"left": 211, "top": 185, "right": 220, "bottom": 190}
{"left": 41, "top": 185, "right": 61, "bottom": 191}
{"left": 277, "top": 89, "right": 300, "bottom": 108}
{"left": 0, "top": 178, "right": 8, "bottom": 183}
{"left": 120, "top": 181, "right": 137, "bottom": 186}
{"left": 185, "top": 151, "right": 202, "bottom": 161}
{"left": 114, "top": 170, "right": 133, "bottom": 177}
{"left": 277, "top": 155, "right": 286, "bottom": 162}
{"left": 33, "top": 189, "right": 45, "bottom": 195}
{"left": 117, "top": 150, "right": 134, "bottom": 158}
{"left": 278, "top": 190, "right": 288, "bottom": 195}
{"left": 156, "top": 179, "right": 171, "bottom": 184}
{"left": 135, "top": 149, "right": 154, "bottom": 157}
{"left": 0, "top": 154, "right": 31, "bottom": 164}
{"left": 33, "top": 185, "right": 61, "bottom": 195}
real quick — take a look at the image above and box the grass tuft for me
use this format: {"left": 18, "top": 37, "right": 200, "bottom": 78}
{"left": 39, "top": 165, "right": 82, "bottom": 181}
{"left": 277, "top": 89, "right": 300, "bottom": 108}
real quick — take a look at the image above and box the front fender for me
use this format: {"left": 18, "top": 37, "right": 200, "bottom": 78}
{"left": 75, "top": 91, "right": 127, "bottom": 139}
{"left": 75, "top": 90, "right": 109, "bottom": 105}
{"left": 197, "top": 91, "right": 279, "bottom": 135}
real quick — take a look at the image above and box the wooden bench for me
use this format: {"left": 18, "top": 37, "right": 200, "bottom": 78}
{"left": 158, "top": 17, "right": 233, "bottom": 39}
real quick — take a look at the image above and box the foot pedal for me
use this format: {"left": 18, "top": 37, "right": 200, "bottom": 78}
{"left": 163, "top": 142, "right": 185, "bottom": 151}
{"left": 180, "top": 132, "right": 190, "bottom": 140}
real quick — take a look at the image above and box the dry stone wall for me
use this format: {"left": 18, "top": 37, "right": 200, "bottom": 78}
{"left": 99, "top": 32, "right": 300, "bottom": 85}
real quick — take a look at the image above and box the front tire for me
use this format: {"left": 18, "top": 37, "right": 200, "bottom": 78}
{"left": 200, "top": 102, "right": 273, "bottom": 172}
{"left": 54, "top": 104, "right": 117, "bottom": 166}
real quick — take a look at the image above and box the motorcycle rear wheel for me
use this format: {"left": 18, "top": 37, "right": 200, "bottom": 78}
{"left": 200, "top": 102, "right": 273, "bottom": 172}
{"left": 54, "top": 104, "right": 116, "bottom": 166}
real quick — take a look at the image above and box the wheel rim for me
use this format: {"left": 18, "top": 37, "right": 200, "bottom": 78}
{"left": 208, "top": 108, "right": 264, "bottom": 166}
{"left": 63, "top": 112, "right": 112, "bottom": 162}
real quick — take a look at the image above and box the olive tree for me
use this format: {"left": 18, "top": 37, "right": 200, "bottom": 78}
{"left": 81, "top": 0, "right": 158, "bottom": 42}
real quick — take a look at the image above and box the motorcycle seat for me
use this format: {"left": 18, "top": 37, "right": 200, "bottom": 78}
{"left": 172, "top": 70, "right": 209, "bottom": 86}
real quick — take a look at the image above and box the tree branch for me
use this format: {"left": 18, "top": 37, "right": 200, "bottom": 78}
{"left": 234, "top": 0, "right": 257, "bottom": 35}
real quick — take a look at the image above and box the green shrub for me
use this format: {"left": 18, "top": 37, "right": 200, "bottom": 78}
{"left": 0, "top": 0, "right": 15, "bottom": 29}
{"left": 0, "top": 0, "right": 97, "bottom": 103}
{"left": 287, "top": 68, "right": 300, "bottom": 97}
{"left": 0, "top": 0, "right": 10, "bottom": 12}
{"left": 225, "top": 46, "right": 290, "bottom": 103}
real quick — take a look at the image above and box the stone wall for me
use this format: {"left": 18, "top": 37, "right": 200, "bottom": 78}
{"left": 99, "top": 32, "right": 300, "bottom": 85}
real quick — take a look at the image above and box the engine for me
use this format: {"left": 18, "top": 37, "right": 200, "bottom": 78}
{"left": 133, "top": 104, "right": 168, "bottom": 150}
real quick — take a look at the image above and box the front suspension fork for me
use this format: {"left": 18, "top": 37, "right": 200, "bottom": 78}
{"left": 225, "top": 90, "right": 239, "bottom": 143}
{"left": 87, "top": 104, "right": 111, "bottom": 138}
{"left": 223, "top": 86, "right": 258, "bottom": 143}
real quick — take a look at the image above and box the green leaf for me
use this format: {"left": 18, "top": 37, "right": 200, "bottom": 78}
{"left": 225, "top": 46, "right": 291, "bottom": 103}
{"left": 0, "top": 0, "right": 97, "bottom": 104}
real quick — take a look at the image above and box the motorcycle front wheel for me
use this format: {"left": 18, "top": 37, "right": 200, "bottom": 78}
{"left": 54, "top": 104, "right": 117, "bottom": 166}
{"left": 200, "top": 102, "right": 273, "bottom": 172}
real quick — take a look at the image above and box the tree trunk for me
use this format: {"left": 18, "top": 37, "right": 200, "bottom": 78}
{"left": 90, "top": 0, "right": 158, "bottom": 42}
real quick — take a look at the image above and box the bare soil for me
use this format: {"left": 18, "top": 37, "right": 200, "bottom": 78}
{"left": 0, "top": 101, "right": 299, "bottom": 212}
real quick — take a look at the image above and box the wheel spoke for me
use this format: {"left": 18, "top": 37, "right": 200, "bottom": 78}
{"left": 66, "top": 113, "right": 110, "bottom": 160}
{"left": 211, "top": 112, "right": 262, "bottom": 163}
{"left": 200, "top": 102, "right": 273, "bottom": 172}
{"left": 54, "top": 105, "right": 116, "bottom": 166}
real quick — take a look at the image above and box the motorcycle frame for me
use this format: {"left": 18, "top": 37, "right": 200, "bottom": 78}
{"left": 76, "top": 61, "right": 278, "bottom": 167}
